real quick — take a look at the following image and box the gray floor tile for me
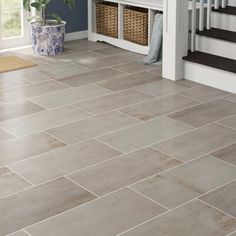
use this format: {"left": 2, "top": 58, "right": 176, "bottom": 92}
{"left": 97, "top": 71, "right": 161, "bottom": 91}
{"left": 120, "top": 94, "right": 200, "bottom": 121}
{"left": 153, "top": 123, "right": 236, "bottom": 161}
{"left": 0, "top": 106, "right": 90, "bottom": 137}
{"left": 0, "top": 177, "right": 96, "bottom": 235}
{"left": 168, "top": 99, "right": 236, "bottom": 128}
{"left": 76, "top": 89, "right": 153, "bottom": 115}
{"left": 0, "top": 133, "right": 66, "bottom": 166}
{"left": 121, "top": 200, "right": 236, "bottom": 236}
{"left": 0, "top": 101, "right": 44, "bottom": 122}
{"left": 223, "top": 94, "right": 236, "bottom": 103}
{"left": 58, "top": 68, "right": 125, "bottom": 87}
{"left": 68, "top": 148, "right": 181, "bottom": 196}
{"left": 77, "top": 53, "right": 142, "bottom": 70}
{"left": 0, "top": 77, "right": 31, "bottom": 91}
{"left": 136, "top": 79, "right": 191, "bottom": 97}
{"left": 113, "top": 62, "right": 154, "bottom": 74}
{"left": 22, "top": 71, "right": 53, "bottom": 83}
{"left": 26, "top": 188, "right": 166, "bottom": 236}
{"left": 0, "top": 81, "right": 68, "bottom": 102}
{"left": 30, "top": 85, "right": 110, "bottom": 109}
{"left": 98, "top": 117, "right": 192, "bottom": 153}
{"left": 180, "top": 85, "right": 230, "bottom": 102}
{"left": 47, "top": 111, "right": 140, "bottom": 144}
{"left": 0, "top": 129, "right": 14, "bottom": 142}
{"left": 132, "top": 156, "right": 236, "bottom": 209}
{"left": 200, "top": 180, "right": 236, "bottom": 217}
{"left": 0, "top": 167, "right": 31, "bottom": 199}
{"left": 94, "top": 47, "right": 127, "bottom": 56}
{"left": 210, "top": 143, "right": 236, "bottom": 166}
{"left": 147, "top": 66, "right": 162, "bottom": 76}
{"left": 8, "top": 230, "right": 29, "bottom": 236}
{"left": 219, "top": 115, "right": 236, "bottom": 130}
{"left": 10, "top": 139, "right": 122, "bottom": 185}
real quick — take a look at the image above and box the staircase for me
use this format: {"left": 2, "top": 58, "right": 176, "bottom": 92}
{"left": 183, "top": 1, "right": 236, "bottom": 93}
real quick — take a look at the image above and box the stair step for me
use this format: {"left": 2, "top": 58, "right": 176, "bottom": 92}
{"left": 196, "top": 28, "right": 236, "bottom": 43}
{"left": 183, "top": 51, "right": 236, "bottom": 73}
{"left": 212, "top": 6, "right": 236, "bottom": 15}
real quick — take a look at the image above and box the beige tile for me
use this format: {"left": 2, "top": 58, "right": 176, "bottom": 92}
{"left": 0, "top": 81, "right": 68, "bottom": 102}
{"left": 47, "top": 111, "right": 140, "bottom": 144}
{"left": 0, "top": 77, "right": 31, "bottom": 91}
{"left": 224, "top": 94, "right": 236, "bottom": 103}
{"left": 97, "top": 71, "right": 161, "bottom": 91}
{"left": 10, "top": 139, "right": 122, "bottom": 184}
{"left": 0, "top": 101, "right": 44, "bottom": 122}
{"left": 98, "top": 117, "right": 192, "bottom": 153}
{"left": 147, "top": 66, "right": 162, "bottom": 76}
{"left": 23, "top": 71, "right": 53, "bottom": 83}
{"left": 0, "top": 177, "right": 96, "bottom": 235}
{"left": 8, "top": 230, "right": 29, "bottom": 236}
{"left": 0, "top": 167, "right": 31, "bottom": 199}
{"left": 0, "top": 133, "right": 66, "bottom": 166}
{"left": 78, "top": 53, "right": 142, "bottom": 70}
{"left": 68, "top": 148, "right": 181, "bottom": 196}
{"left": 153, "top": 123, "right": 236, "bottom": 162}
{"left": 0, "top": 106, "right": 90, "bottom": 137}
{"left": 0, "top": 128, "right": 14, "bottom": 142}
{"left": 168, "top": 99, "right": 236, "bottom": 128}
{"left": 113, "top": 62, "right": 154, "bottom": 74}
{"left": 219, "top": 115, "right": 236, "bottom": 130}
{"left": 176, "top": 79, "right": 201, "bottom": 88}
{"left": 95, "top": 47, "right": 127, "bottom": 56}
{"left": 200, "top": 180, "right": 236, "bottom": 217}
{"left": 136, "top": 79, "right": 191, "bottom": 97}
{"left": 121, "top": 200, "right": 236, "bottom": 236}
{"left": 58, "top": 68, "right": 125, "bottom": 87}
{"left": 26, "top": 188, "right": 166, "bottom": 236}
{"left": 30, "top": 85, "right": 110, "bottom": 109}
{"left": 120, "top": 94, "right": 200, "bottom": 121}
{"left": 76, "top": 89, "right": 153, "bottom": 115}
{"left": 180, "top": 85, "right": 230, "bottom": 102}
{"left": 229, "top": 232, "right": 236, "bottom": 236}
{"left": 44, "top": 64, "right": 91, "bottom": 79}
{"left": 210, "top": 143, "right": 236, "bottom": 166}
{"left": 132, "top": 156, "right": 236, "bottom": 209}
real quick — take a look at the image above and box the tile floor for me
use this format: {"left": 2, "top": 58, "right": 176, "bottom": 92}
{"left": 0, "top": 39, "right": 235, "bottom": 236}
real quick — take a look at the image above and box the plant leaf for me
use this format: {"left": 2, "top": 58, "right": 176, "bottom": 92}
{"left": 47, "top": 13, "right": 62, "bottom": 24}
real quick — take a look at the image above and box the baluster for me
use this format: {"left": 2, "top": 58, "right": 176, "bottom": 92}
{"left": 222, "top": 0, "right": 227, "bottom": 8}
{"left": 191, "top": 0, "right": 197, "bottom": 52}
{"left": 215, "top": 0, "right": 219, "bottom": 9}
{"left": 207, "top": 0, "right": 212, "bottom": 30}
{"left": 199, "top": 0, "right": 205, "bottom": 31}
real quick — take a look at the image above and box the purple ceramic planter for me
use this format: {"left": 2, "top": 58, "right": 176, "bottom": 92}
{"left": 30, "top": 20, "right": 66, "bottom": 56}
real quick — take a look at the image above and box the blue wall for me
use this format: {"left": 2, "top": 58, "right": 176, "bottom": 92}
{"left": 47, "top": 0, "right": 88, "bottom": 33}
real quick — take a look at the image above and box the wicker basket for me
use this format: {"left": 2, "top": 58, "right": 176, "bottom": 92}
{"left": 96, "top": 2, "right": 118, "bottom": 38}
{"left": 124, "top": 7, "right": 148, "bottom": 45}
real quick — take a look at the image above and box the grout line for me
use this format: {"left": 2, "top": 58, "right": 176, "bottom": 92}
{"left": 23, "top": 229, "right": 32, "bottom": 236}
{"left": 128, "top": 187, "right": 170, "bottom": 211}
{"left": 43, "top": 131, "right": 71, "bottom": 146}
{"left": 216, "top": 121, "right": 236, "bottom": 131}
{"left": 226, "top": 231, "right": 236, "bottom": 236}
{"left": 64, "top": 176, "right": 100, "bottom": 198}
{"left": 208, "top": 154, "right": 236, "bottom": 168}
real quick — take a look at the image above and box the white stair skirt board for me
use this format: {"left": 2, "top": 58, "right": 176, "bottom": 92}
{"left": 89, "top": 32, "right": 149, "bottom": 55}
{"left": 211, "top": 12, "right": 236, "bottom": 31}
{"left": 65, "top": 31, "right": 88, "bottom": 42}
{"left": 184, "top": 61, "right": 236, "bottom": 93}
{"left": 195, "top": 35, "right": 236, "bottom": 60}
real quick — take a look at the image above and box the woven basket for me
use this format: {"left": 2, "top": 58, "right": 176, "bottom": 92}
{"left": 96, "top": 2, "right": 118, "bottom": 38}
{"left": 124, "top": 7, "right": 148, "bottom": 45}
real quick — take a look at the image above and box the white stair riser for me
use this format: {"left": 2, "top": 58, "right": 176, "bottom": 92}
{"left": 184, "top": 61, "right": 236, "bottom": 93}
{"left": 196, "top": 35, "right": 236, "bottom": 60}
{"left": 211, "top": 12, "right": 236, "bottom": 31}
{"left": 228, "top": 0, "right": 236, "bottom": 7}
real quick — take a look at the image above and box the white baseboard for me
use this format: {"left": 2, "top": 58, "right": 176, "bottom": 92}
{"left": 65, "top": 30, "right": 88, "bottom": 42}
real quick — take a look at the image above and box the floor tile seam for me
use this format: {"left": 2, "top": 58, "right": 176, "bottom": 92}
{"left": 216, "top": 122, "right": 236, "bottom": 131}
{"left": 226, "top": 230, "right": 236, "bottom": 236}
{"left": 116, "top": 178, "right": 236, "bottom": 236}
{"left": 208, "top": 154, "right": 236, "bottom": 168}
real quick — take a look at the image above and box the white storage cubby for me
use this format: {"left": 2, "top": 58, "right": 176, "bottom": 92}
{"left": 88, "top": 0, "right": 164, "bottom": 54}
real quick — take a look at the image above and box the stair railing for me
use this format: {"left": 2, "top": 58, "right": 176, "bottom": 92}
{"left": 190, "top": 0, "right": 228, "bottom": 52}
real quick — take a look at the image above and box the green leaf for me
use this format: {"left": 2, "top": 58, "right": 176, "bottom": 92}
{"left": 47, "top": 13, "right": 62, "bottom": 24}
{"left": 23, "top": 0, "right": 31, "bottom": 11}
{"left": 31, "top": 2, "right": 43, "bottom": 11}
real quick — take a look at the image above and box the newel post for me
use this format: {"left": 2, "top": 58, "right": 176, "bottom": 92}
{"left": 162, "top": 0, "right": 189, "bottom": 80}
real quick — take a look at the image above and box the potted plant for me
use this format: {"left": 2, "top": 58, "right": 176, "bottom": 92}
{"left": 23, "top": 0, "right": 75, "bottom": 56}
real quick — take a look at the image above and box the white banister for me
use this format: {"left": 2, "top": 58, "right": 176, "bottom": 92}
{"left": 215, "top": 0, "right": 219, "bottom": 9}
{"left": 207, "top": 0, "right": 212, "bottom": 29}
{"left": 191, "top": 0, "right": 197, "bottom": 52}
{"left": 222, "top": 0, "right": 227, "bottom": 8}
{"left": 199, "top": 0, "right": 205, "bottom": 31}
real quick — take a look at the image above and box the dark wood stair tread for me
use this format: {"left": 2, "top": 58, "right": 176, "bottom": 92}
{"left": 183, "top": 51, "right": 236, "bottom": 73}
{"left": 212, "top": 6, "right": 236, "bottom": 16}
{"left": 196, "top": 28, "right": 236, "bottom": 43}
